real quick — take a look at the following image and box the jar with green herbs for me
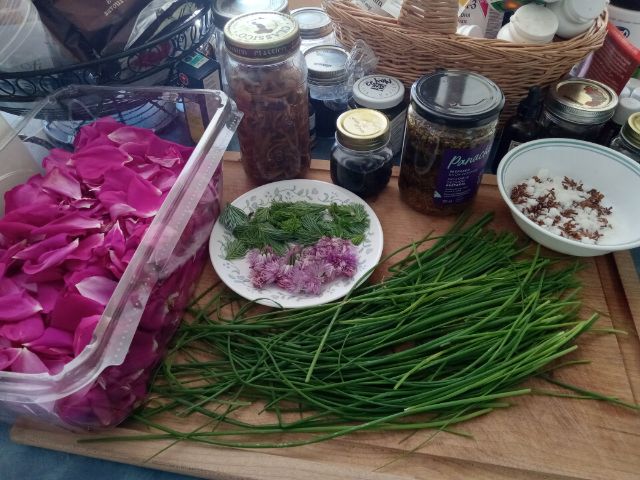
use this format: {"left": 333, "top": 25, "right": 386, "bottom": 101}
{"left": 399, "top": 70, "right": 504, "bottom": 215}
{"left": 224, "top": 11, "right": 310, "bottom": 184}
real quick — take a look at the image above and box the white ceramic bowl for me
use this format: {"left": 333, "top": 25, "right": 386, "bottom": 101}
{"left": 496, "top": 139, "right": 640, "bottom": 257}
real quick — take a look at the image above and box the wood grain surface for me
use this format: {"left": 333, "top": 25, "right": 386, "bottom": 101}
{"left": 11, "top": 159, "right": 640, "bottom": 480}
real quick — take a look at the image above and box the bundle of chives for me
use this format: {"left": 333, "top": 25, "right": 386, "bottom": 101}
{"left": 86, "top": 214, "right": 637, "bottom": 449}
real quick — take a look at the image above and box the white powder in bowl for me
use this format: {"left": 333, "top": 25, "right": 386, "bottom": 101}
{"left": 510, "top": 169, "right": 614, "bottom": 245}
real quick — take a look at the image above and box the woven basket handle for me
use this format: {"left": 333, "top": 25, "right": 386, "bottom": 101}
{"left": 398, "top": 0, "right": 457, "bottom": 34}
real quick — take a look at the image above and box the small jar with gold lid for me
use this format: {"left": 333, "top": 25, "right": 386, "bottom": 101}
{"left": 610, "top": 112, "right": 640, "bottom": 163}
{"left": 224, "top": 11, "right": 310, "bottom": 184}
{"left": 330, "top": 109, "right": 393, "bottom": 198}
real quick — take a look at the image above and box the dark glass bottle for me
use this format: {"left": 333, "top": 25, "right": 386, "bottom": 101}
{"left": 492, "top": 86, "right": 543, "bottom": 173}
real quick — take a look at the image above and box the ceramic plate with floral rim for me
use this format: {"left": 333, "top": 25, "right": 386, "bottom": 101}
{"left": 209, "top": 180, "right": 384, "bottom": 309}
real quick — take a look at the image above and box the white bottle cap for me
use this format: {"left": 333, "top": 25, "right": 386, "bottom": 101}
{"left": 621, "top": 86, "right": 632, "bottom": 99}
{"left": 352, "top": 75, "right": 405, "bottom": 110}
{"left": 613, "top": 97, "right": 640, "bottom": 125}
{"left": 457, "top": 24, "right": 483, "bottom": 38}
{"left": 627, "top": 77, "right": 640, "bottom": 92}
{"left": 511, "top": 4, "right": 559, "bottom": 44}
{"left": 563, "top": 0, "right": 606, "bottom": 23}
{"left": 630, "top": 87, "right": 640, "bottom": 103}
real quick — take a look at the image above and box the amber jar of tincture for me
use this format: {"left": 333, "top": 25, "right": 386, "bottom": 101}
{"left": 330, "top": 109, "right": 393, "bottom": 198}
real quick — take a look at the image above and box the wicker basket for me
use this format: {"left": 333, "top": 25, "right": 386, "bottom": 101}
{"left": 323, "top": 0, "right": 608, "bottom": 121}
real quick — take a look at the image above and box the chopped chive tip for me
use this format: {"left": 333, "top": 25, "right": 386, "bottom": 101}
{"left": 83, "top": 213, "right": 639, "bottom": 450}
{"left": 219, "top": 201, "right": 370, "bottom": 260}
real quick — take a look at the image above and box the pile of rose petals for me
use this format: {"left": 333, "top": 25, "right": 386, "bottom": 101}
{"left": 0, "top": 118, "right": 195, "bottom": 377}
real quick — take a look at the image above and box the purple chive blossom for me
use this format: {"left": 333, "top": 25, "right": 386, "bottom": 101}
{"left": 247, "top": 237, "right": 359, "bottom": 295}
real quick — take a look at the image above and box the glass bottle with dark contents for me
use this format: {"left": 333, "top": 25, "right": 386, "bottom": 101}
{"left": 538, "top": 78, "right": 618, "bottom": 142}
{"left": 399, "top": 69, "right": 504, "bottom": 216}
{"left": 304, "top": 45, "right": 349, "bottom": 138}
{"left": 330, "top": 109, "right": 393, "bottom": 198}
{"left": 610, "top": 112, "right": 640, "bottom": 163}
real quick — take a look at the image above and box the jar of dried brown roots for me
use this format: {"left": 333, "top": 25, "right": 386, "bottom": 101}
{"left": 224, "top": 11, "right": 310, "bottom": 184}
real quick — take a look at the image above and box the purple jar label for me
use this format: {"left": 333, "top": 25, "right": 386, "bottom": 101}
{"left": 434, "top": 142, "right": 492, "bottom": 206}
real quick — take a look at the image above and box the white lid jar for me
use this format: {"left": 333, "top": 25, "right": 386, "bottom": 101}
{"left": 496, "top": 4, "right": 558, "bottom": 44}
{"left": 547, "top": 0, "right": 606, "bottom": 39}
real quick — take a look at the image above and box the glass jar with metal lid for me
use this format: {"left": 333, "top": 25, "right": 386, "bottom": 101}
{"left": 399, "top": 69, "right": 504, "bottom": 216}
{"left": 224, "top": 11, "right": 310, "bottom": 184}
{"left": 304, "top": 45, "right": 350, "bottom": 138}
{"left": 538, "top": 78, "right": 618, "bottom": 142}
{"left": 348, "top": 74, "right": 408, "bottom": 159}
{"left": 330, "top": 109, "right": 393, "bottom": 198}
{"left": 610, "top": 112, "right": 640, "bottom": 163}
{"left": 291, "top": 7, "right": 336, "bottom": 53}
{"left": 213, "top": 0, "right": 289, "bottom": 90}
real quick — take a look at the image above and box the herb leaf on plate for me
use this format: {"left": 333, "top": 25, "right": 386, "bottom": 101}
{"left": 221, "top": 201, "right": 370, "bottom": 260}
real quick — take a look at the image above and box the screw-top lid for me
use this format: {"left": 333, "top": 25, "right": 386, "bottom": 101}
{"left": 352, "top": 75, "right": 405, "bottom": 110}
{"left": 517, "top": 86, "right": 544, "bottom": 119}
{"left": 291, "top": 7, "right": 333, "bottom": 39}
{"left": 213, "top": 0, "right": 288, "bottom": 29}
{"left": 613, "top": 97, "right": 640, "bottom": 125}
{"left": 546, "top": 78, "right": 618, "bottom": 125}
{"left": 510, "top": 4, "right": 558, "bottom": 44}
{"left": 336, "top": 109, "right": 390, "bottom": 151}
{"left": 224, "top": 12, "right": 300, "bottom": 63}
{"left": 621, "top": 112, "right": 640, "bottom": 147}
{"left": 410, "top": 69, "right": 504, "bottom": 128}
{"left": 561, "top": 0, "right": 606, "bottom": 23}
{"left": 304, "top": 45, "right": 349, "bottom": 86}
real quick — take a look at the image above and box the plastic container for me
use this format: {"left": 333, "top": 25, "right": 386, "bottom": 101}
{"left": 496, "top": 3, "right": 558, "bottom": 44}
{"left": 458, "top": 0, "right": 505, "bottom": 39}
{"left": 330, "top": 109, "right": 393, "bottom": 198}
{"left": 291, "top": 7, "right": 336, "bottom": 53}
{"left": 212, "top": 0, "right": 289, "bottom": 91}
{"left": 0, "top": 115, "right": 41, "bottom": 214}
{"left": 0, "top": 85, "right": 240, "bottom": 430}
{"left": 547, "top": 0, "right": 607, "bottom": 39}
{"left": 609, "top": 2, "right": 640, "bottom": 51}
{"left": 0, "top": 0, "right": 74, "bottom": 72}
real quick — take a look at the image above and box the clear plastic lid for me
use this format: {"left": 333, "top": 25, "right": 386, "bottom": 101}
{"left": 352, "top": 75, "right": 405, "bottom": 110}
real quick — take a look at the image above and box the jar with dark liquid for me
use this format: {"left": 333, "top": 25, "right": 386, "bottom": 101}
{"left": 330, "top": 109, "right": 393, "bottom": 198}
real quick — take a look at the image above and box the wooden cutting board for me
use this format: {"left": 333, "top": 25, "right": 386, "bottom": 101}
{"left": 11, "top": 159, "right": 640, "bottom": 480}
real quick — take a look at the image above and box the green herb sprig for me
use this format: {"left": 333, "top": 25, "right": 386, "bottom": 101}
{"left": 219, "top": 201, "right": 370, "bottom": 259}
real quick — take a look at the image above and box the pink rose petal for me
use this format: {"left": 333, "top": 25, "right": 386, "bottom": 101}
{"left": 73, "top": 315, "right": 100, "bottom": 356}
{"left": 10, "top": 347, "right": 48, "bottom": 374}
{"left": 50, "top": 293, "right": 102, "bottom": 332}
{"left": 0, "top": 292, "right": 42, "bottom": 322}
{"left": 32, "top": 213, "right": 101, "bottom": 236}
{"left": 23, "top": 239, "right": 79, "bottom": 275}
{"left": 0, "top": 347, "right": 20, "bottom": 370}
{"left": 42, "top": 167, "right": 82, "bottom": 200}
{"left": 0, "top": 315, "right": 45, "bottom": 343}
{"left": 73, "top": 145, "right": 131, "bottom": 180}
{"left": 75, "top": 276, "right": 117, "bottom": 306}
{"left": 26, "top": 327, "right": 74, "bottom": 355}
